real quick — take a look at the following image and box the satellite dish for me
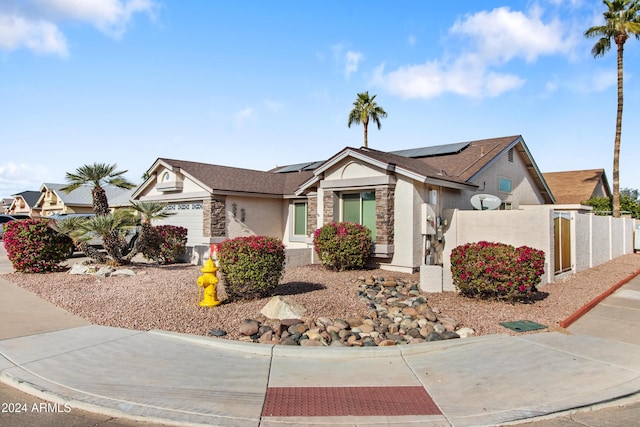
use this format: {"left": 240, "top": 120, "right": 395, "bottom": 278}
{"left": 470, "top": 193, "right": 502, "bottom": 210}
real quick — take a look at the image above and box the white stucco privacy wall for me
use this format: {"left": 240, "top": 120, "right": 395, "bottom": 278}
{"left": 431, "top": 207, "right": 635, "bottom": 293}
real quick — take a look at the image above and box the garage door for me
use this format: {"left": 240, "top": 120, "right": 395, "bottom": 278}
{"left": 154, "top": 201, "right": 204, "bottom": 246}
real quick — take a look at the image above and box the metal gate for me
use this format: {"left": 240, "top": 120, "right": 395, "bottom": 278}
{"left": 553, "top": 213, "right": 571, "bottom": 274}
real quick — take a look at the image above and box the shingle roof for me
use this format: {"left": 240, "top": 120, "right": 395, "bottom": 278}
{"left": 542, "top": 169, "right": 611, "bottom": 204}
{"left": 11, "top": 191, "right": 40, "bottom": 207}
{"left": 40, "top": 183, "right": 135, "bottom": 208}
{"left": 404, "top": 135, "right": 522, "bottom": 181}
{"left": 157, "top": 159, "right": 314, "bottom": 196}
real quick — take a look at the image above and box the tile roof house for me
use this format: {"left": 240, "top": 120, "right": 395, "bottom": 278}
{"left": 133, "top": 135, "right": 554, "bottom": 272}
{"left": 7, "top": 191, "right": 40, "bottom": 216}
{"left": 542, "top": 169, "right": 611, "bottom": 205}
{"left": 35, "top": 183, "right": 135, "bottom": 217}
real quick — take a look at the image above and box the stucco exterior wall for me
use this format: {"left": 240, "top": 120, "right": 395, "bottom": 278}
{"left": 591, "top": 214, "right": 611, "bottom": 267}
{"left": 442, "top": 208, "right": 554, "bottom": 291}
{"left": 225, "top": 195, "right": 283, "bottom": 240}
{"left": 574, "top": 212, "right": 591, "bottom": 272}
{"left": 442, "top": 150, "right": 545, "bottom": 211}
{"left": 384, "top": 176, "right": 419, "bottom": 273}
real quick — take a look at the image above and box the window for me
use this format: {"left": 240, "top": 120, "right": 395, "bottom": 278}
{"left": 499, "top": 177, "right": 512, "bottom": 193}
{"left": 500, "top": 202, "right": 513, "bottom": 210}
{"left": 162, "top": 172, "right": 171, "bottom": 182}
{"left": 293, "top": 202, "right": 307, "bottom": 236}
{"left": 342, "top": 191, "right": 376, "bottom": 238}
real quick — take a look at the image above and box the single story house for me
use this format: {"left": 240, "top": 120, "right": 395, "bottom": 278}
{"left": 133, "top": 135, "right": 554, "bottom": 273}
{"left": 35, "top": 183, "right": 135, "bottom": 217}
{"left": 542, "top": 169, "right": 611, "bottom": 205}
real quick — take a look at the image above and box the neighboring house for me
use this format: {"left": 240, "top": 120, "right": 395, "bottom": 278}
{"left": 7, "top": 191, "right": 40, "bottom": 217}
{"left": 133, "top": 135, "right": 554, "bottom": 272}
{"left": 35, "top": 183, "right": 135, "bottom": 217}
{"left": 1, "top": 198, "right": 14, "bottom": 214}
{"left": 542, "top": 169, "right": 611, "bottom": 205}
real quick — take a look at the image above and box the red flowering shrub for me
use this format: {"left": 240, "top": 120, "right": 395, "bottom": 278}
{"left": 3, "top": 218, "right": 73, "bottom": 273}
{"left": 218, "top": 236, "right": 285, "bottom": 301}
{"left": 142, "top": 225, "right": 188, "bottom": 264}
{"left": 313, "top": 222, "right": 373, "bottom": 271}
{"left": 450, "top": 241, "right": 545, "bottom": 302}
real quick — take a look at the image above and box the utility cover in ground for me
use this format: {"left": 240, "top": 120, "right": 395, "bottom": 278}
{"left": 499, "top": 320, "right": 547, "bottom": 332}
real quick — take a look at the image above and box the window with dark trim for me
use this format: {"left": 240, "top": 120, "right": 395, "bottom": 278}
{"left": 342, "top": 191, "right": 376, "bottom": 238}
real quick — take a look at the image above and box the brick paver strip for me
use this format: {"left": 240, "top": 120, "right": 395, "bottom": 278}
{"left": 261, "top": 386, "right": 441, "bottom": 417}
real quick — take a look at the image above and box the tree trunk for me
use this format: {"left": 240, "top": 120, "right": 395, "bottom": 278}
{"left": 363, "top": 122, "right": 369, "bottom": 148}
{"left": 613, "top": 41, "right": 624, "bottom": 218}
{"left": 74, "top": 241, "right": 107, "bottom": 263}
{"left": 93, "top": 186, "right": 110, "bottom": 216}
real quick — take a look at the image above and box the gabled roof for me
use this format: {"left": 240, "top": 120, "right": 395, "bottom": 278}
{"left": 542, "top": 169, "right": 611, "bottom": 204}
{"left": 11, "top": 191, "right": 40, "bottom": 207}
{"left": 135, "top": 158, "right": 315, "bottom": 198}
{"left": 392, "top": 135, "right": 555, "bottom": 204}
{"left": 296, "top": 146, "right": 477, "bottom": 195}
{"left": 37, "top": 183, "right": 134, "bottom": 208}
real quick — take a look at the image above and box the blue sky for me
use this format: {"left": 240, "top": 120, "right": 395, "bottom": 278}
{"left": 1, "top": 0, "right": 640, "bottom": 198}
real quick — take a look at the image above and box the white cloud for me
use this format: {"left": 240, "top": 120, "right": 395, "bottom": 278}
{"left": 264, "top": 99, "right": 284, "bottom": 112}
{"left": 0, "top": 13, "right": 68, "bottom": 56}
{"left": 374, "top": 6, "right": 574, "bottom": 99}
{"left": 0, "top": 0, "right": 157, "bottom": 56}
{"left": 0, "top": 162, "right": 50, "bottom": 196}
{"left": 234, "top": 107, "right": 254, "bottom": 127}
{"left": 344, "top": 50, "right": 364, "bottom": 78}
{"left": 331, "top": 43, "right": 364, "bottom": 79}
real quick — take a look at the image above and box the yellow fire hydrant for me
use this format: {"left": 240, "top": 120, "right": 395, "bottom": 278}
{"left": 197, "top": 257, "right": 221, "bottom": 307}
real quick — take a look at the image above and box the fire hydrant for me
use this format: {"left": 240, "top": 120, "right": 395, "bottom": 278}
{"left": 197, "top": 257, "right": 221, "bottom": 307}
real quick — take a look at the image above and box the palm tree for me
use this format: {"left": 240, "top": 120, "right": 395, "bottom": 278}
{"left": 61, "top": 163, "right": 135, "bottom": 216}
{"left": 81, "top": 210, "right": 138, "bottom": 266}
{"left": 123, "top": 200, "right": 176, "bottom": 261}
{"left": 585, "top": 0, "right": 640, "bottom": 217}
{"left": 348, "top": 91, "right": 388, "bottom": 148}
{"left": 49, "top": 216, "right": 107, "bottom": 263}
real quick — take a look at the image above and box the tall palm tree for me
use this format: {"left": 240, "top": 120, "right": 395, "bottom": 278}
{"left": 348, "top": 91, "right": 388, "bottom": 148}
{"left": 123, "top": 200, "right": 176, "bottom": 261}
{"left": 61, "top": 163, "right": 135, "bottom": 216}
{"left": 585, "top": 0, "right": 640, "bottom": 217}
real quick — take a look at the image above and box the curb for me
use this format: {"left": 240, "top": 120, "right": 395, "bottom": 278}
{"left": 559, "top": 267, "right": 640, "bottom": 328}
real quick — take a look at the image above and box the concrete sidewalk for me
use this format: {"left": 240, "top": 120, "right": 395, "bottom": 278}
{"left": 1, "top": 248, "right": 640, "bottom": 426}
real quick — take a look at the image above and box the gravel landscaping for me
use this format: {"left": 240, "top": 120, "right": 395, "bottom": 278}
{"left": 3, "top": 253, "right": 640, "bottom": 342}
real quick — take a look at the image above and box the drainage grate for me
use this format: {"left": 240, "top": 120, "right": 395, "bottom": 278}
{"left": 261, "top": 386, "right": 441, "bottom": 417}
{"left": 500, "top": 320, "right": 547, "bottom": 332}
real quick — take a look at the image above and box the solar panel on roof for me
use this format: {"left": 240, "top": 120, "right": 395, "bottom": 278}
{"left": 274, "top": 161, "right": 323, "bottom": 173}
{"left": 391, "top": 141, "right": 470, "bottom": 158}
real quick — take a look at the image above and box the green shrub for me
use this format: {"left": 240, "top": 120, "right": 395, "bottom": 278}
{"left": 142, "top": 225, "right": 188, "bottom": 264}
{"left": 313, "top": 222, "right": 373, "bottom": 271}
{"left": 3, "top": 218, "right": 73, "bottom": 273}
{"left": 218, "top": 236, "right": 285, "bottom": 301}
{"left": 450, "top": 241, "right": 545, "bottom": 301}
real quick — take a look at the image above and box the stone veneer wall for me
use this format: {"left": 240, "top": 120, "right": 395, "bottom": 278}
{"left": 203, "top": 196, "right": 226, "bottom": 238}
{"left": 322, "top": 190, "right": 334, "bottom": 225}
{"left": 307, "top": 195, "right": 317, "bottom": 233}
{"left": 375, "top": 187, "right": 394, "bottom": 245}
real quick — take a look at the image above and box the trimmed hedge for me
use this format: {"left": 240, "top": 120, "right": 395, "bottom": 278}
{"left": 3, "top": 218, "right": 73, "bottom": 273}
{"left": 142, "top": 225, "right": 188, "bottom": 264}
{"left": 218, "top": 235, "right": 286, "bottom": 301}
{"left": 450, "top": 241, "right": 545, "bottom": 301}
{"left": 313, "top": 222, "right": 373, "bottom": 271}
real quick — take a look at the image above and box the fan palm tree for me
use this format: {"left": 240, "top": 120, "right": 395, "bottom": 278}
{"left": 49, "top": 216, "right": 107, "bottom": 263}
{"left": 585, "top": 0, "right": 640, "bottom": 217}
{"left": 123, "top": 200, "right": 176, "bottom": 261}
{"left": 80, "top": 209, "right": 138, "bottom": 266}
{"left": 61, "top": 163, "right": 135, "bottom": 216}
{"left": 348, "top": 91, "right": 388, "bottom": 148}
